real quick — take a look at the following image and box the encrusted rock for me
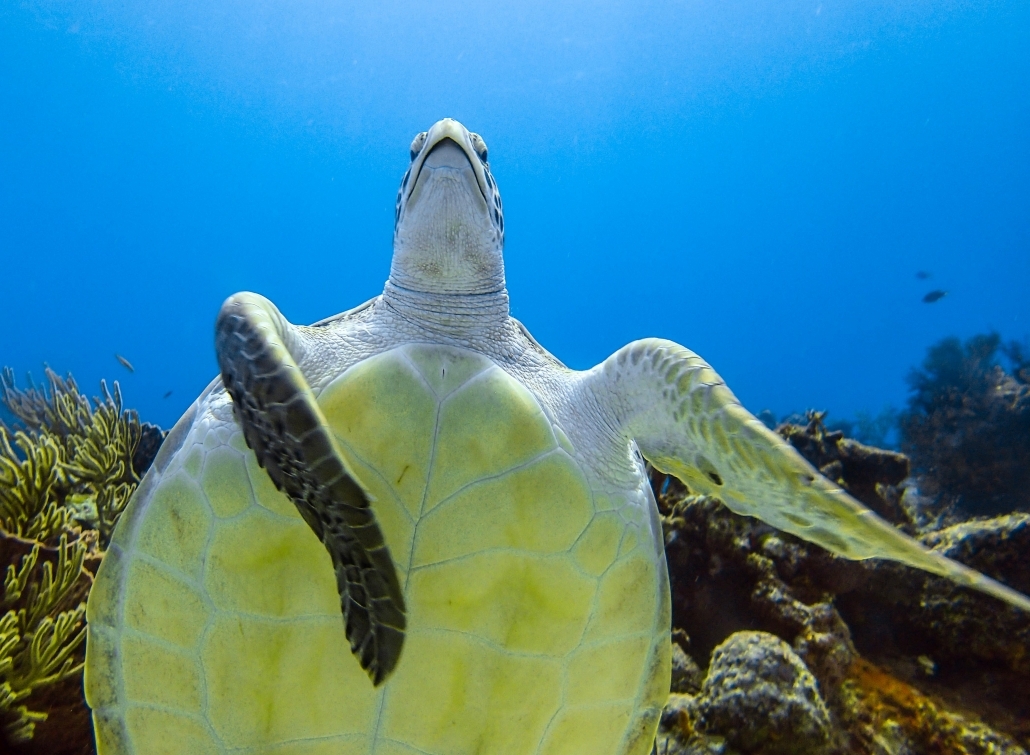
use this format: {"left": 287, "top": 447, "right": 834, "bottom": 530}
{"left": 777, "top": 411, "right": 911, "bottom": 526}
{"left": 659, "top": 489, "right": 860, "bottom": 692}
{"left": 748, "top": 559, "right": 857, "bottom": 690}
{"left": 838, "top": 658, "right": 1028, "bottom": 755}
{"left": 671, "top": 642, "right": 704, "bottom": 694}
{"left": 840, "top": 513, "right": 1030, "bottom": 683}
{"left": 695, "top": 631, "right": 831, "bottom": 755}
{"left": 657, "top": 694, "right": 708, "bottom": 754}
{"left": 657, "top": 469, "right": 1030, "bottom": 750}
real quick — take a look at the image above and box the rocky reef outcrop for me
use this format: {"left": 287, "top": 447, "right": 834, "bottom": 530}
{"left": 660, "top": 631, "right": 832, "bottom": 755}
{"left": 654, "top": 356, "right": 1030, "bottom": 754}
{"left": 696, "top": 631, "right": 831, "bottom": 754}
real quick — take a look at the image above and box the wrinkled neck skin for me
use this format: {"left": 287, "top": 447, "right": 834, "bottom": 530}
{"left": 383, "top": 150, "right": 508, "bottom": 338}
{"left": 380, "top": 282, "right": 510, "bottom": 340}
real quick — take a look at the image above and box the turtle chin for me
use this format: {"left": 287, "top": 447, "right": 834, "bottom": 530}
{"left": 391, "top": 161, "right": 504, "bottom": 296}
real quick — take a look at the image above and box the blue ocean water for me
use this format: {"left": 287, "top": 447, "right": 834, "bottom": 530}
{"left": 2, "top": 0, "right": 1028, "bottom": 433}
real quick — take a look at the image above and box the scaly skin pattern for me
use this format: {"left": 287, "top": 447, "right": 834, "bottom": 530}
{"left": 590, "top": 340, "right": 1030, "bottom": 610}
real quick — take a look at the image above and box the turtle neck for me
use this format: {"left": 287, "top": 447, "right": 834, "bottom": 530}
{"left": 380, "top": 281, "right": 510, "bottom": 339}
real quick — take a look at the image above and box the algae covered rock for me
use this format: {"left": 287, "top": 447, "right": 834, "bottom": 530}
{"left": 838, "top": 658, "right": 1028, "bottom": 755}
{"left": 657, "top": 485, "right": 861, "bottom": 692}
{"left": 671, "top": 640, "right": 705, "bottom": 695}
{"left": 839, "top": 511, "right": 1030, "bottom": 706}
{"left": 657, "top": 470, "right": 1030, "bottom": 753}
{"left": 778, "top": 410, "right": 911, "bottom": 527}
{"left": 905, "top": 513, "right": 1030, "bottom": 672}
{"left": 695, "top": 631, "right": 831, "bottom": 755}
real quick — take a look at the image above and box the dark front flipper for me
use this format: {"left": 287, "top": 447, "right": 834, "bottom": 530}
{"left": 215, "top": 292, "right": 405, "bottom": 685}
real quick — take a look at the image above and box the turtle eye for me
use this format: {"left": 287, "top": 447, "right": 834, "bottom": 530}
{"left": 409, "top": 132, "right": 428, "bottom": 161}
{"left": 470, "top": 133, "right": 488, "bottom": 163}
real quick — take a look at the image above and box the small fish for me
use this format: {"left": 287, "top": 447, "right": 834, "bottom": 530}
{"left": 915, "top": 270, "right": 932, "bottom": 280}
{"left": 163, "top": 390, "right": 173, "bottom": 399}
{"left": 922, "top": 290, "right": 948, "bottom": 303}
{"left": 115, "top": 354, "right": 135, "bottom": 372}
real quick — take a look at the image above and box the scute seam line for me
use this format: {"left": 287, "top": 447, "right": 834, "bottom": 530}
{"left": 414, "top": 446, "right": 562, "bottom": 526}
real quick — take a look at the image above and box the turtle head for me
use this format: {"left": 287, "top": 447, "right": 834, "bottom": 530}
{"left": 390, "top": 118, "right": 505, "bottom": 296}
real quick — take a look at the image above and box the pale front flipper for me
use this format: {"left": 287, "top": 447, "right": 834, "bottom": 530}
{"left": 584, "top": 338, "right": 1030, "bottom": 612}
{"left": 216, "top": 292, "right": 406, "bottom": 684}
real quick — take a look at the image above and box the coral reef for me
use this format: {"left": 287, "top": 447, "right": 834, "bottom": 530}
{"left": 778, "top": 411, "right": 910, "bottom": 526}
{"left": 0, "top": 368, "right": 162, "bottom": 749}
{"left": 1004, "top": 338, "right": 1030, "bottom": 385}
{"left": 654, "top": 397, "right": 1030, "bottom": 754}
{"left": 842, "top": 514, "right": 1030, "bottom": 669}
{"left": 658, "top": 648, "right": 1029, "bottom": 755}
{"left": 658, "top": 631, "right": 833, "bottom": 755}
{"left": 901, "top": 333, "right": 1030, "bottom": 519}
{"left": 670, "top": 639, "right": 704, "bottom": 696}
{"left": 5, "top": 332, "right": 1028, "bottom": 754}
{"left": 657, "top": 475, "right": 863, "bottom": 690}
{"left": 0, "top": 536, "right": 89, "bottom": 742}
{"left": 696, "top": 631, "right": 831, "bottom": 754}
{"left": 837, "top": 658, "right": 1027, "bottom": 755}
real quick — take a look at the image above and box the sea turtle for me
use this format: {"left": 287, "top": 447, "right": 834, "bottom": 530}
{"left": 84, "top": 118, "right": 1030, "bottom": 755}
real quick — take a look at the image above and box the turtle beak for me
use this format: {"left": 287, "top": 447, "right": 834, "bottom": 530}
{"left": 406, "top": 118, "right": 490, "bottom": 208}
